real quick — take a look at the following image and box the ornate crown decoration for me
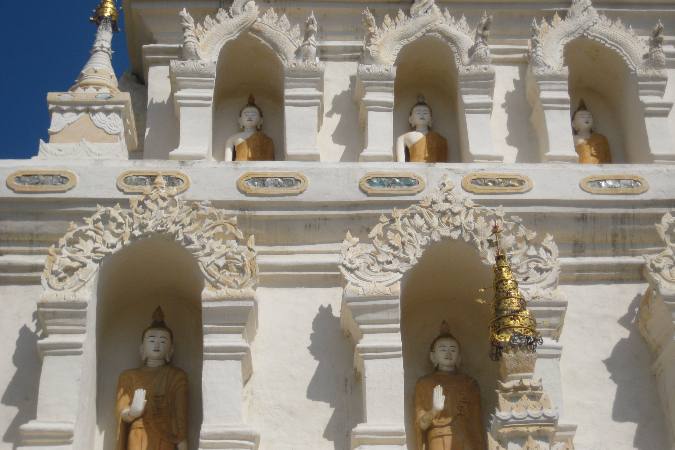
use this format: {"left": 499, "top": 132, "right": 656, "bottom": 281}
{"left": 489, "top": 223, "right": 543, "bottom": 360}
{"left": 91, "top": 0, "right": 120, "bottom": 31}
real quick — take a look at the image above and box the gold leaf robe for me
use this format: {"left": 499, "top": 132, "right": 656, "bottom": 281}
{"left": 234, "top": 131, "right": 275, "bottom": 161}
{"left": 407, "top": 131, "right": 448, "bottom": 163}
{"left": 575, "top": 133, "right": 611, "bottom": 164}
{"left": 415, "top": 372, "right": 486, "bottom": 450}
{"left": 116, "top": 365, "right": 188, "bottom": 450}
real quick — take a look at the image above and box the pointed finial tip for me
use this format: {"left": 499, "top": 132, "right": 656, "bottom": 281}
{"left": 439, "top": 320, "right": 451, "bottom": 335}
{"left": 152, "top": 306, "right": 165, "bottom": 323}
{"left": 91, "top": 0, "right": 120, "bottom": 31}
{"left": 247, "top": 94, "right": 256, "bottom": 106}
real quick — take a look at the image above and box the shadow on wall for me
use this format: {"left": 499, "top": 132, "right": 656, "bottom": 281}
{"left": 2, "top": 314, "right": 40, "bottom": 449}
{"left": 504, "top": 65, "right": 539, "bottom": 163}
{"left": 603, "top": 293, "right": 668, "bottom": 450}
{"left": 306, "top": 304, "right": 363, "bottom": 450}
{"left": 327, "top": 75, "right": 362, "bottom": 162}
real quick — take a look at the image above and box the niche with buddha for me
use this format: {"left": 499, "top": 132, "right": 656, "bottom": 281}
{"left": 211, "top": 34, "right": 284, "bottom": 162}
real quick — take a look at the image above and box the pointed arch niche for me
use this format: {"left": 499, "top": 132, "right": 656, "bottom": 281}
{"left": 394, "top": 36, "right": 461, "bottom": 162}
{"left": 170, "top": 1, "right": 324, "bottom": 161}
{"left": 340, "top": 180, "right": 572, "bottom": 450}
{"left": 356, "top": 4, "right": 500, "bottom": 162}
{"left": 211, "top": 34, "right": 284, "bottom": 161}
{"left": 527, "top": 0, "right": 673, "bottom": 163}
{"left": 17, "top": 183, "right": 261, "bottom": 450}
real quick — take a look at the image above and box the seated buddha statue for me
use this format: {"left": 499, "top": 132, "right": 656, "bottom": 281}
{"left": 224, "top": 95, "right": 275, "bottom": 161}
{"left": 116, "top": 307, "right": 188, "bottom": 450}
{"left": 396, "top": 95, "right": 448, "bottom": 163}
{"left": 572, "top": 100, "right": 611, "bottom": 164}
{"left": 414, "top": 322, "right": 486, "bottom": 450}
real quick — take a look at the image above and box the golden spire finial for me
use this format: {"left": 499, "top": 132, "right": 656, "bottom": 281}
{"left": 489, "top": 222, "right": 542, "bottom": 360}
{"left": 91, "top": 0, "right": 120, "bottom": 31}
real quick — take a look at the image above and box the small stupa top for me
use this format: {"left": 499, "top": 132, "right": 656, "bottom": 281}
{"left": 70, "top": 0, "right": 120, "bottom": 93}
{"left": 91, "top": 0, "right": 119, "bottom": 31}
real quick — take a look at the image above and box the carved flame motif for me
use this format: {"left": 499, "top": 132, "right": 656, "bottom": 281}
{"left": 340, "top": 179, "right": 560, "bottom": 298}
{"left": 646, "top": 211, "right": 675, "bottom": 288}
{"left": 43, "top": 179, "right": 258, "bottom": 293}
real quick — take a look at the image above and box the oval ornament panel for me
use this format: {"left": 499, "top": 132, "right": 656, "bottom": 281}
{"left": 579, "top": 174, "right": 649, "bottom": 195}
{"left": 117, "top": 170, "right": 190, "bottom": 194}
{"left": 461, "top": 173, "right": 533, "bottom": 194}
{"left": 237, "top": 172, "right": 308, "bottom": 196}
{"left": 6, "top": 169, "right": 77, "bottom": 193}
{"left": 359, "top": 172, "right": 426, "bottom": 196}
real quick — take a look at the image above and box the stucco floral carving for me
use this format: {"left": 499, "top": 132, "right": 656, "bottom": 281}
{"left": 341, "top": 179, "right": 560, "bottom": 298}
{"left": 178, "top": 0, "right": 315, "bottom": 66}
{"left": 529, "top": 0, "right": 665, "bottom": 76}
{"left": 645, "top": 211, "right": 675, "bottom": 293}
{"left": 43, "top": 178, "right": 258, "bottom": 293}
{"left": 361, "top": 0, "right": 493, "bottom": 70}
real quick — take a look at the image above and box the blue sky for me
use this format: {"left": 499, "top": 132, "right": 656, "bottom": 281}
{"left": 0, "top": 2, "right": 130, "bottom": 159}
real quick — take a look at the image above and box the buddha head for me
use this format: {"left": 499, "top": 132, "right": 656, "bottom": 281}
{"left": 409, "top": 95, "right": 433, "bottom": 130}
{"left": 429, "top": 321, "right": 461, "bottom": 372}
{"left": 140, "top": 307, "right": 174, "bottom": 364}
{"left": 572, "top": 100, "right": 593, "bottom": 135}
{"left": 239, "top": 94, "right": 264, "bottom": 131}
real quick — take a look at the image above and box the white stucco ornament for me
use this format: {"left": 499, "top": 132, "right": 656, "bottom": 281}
{"left": 43, "top": 178, "right": 258, "bottom": 293}
{"left": 645, "top": 211, "right": 675, "bottom": 292}
{"left": 361, "top": 0, "right": 493, "bottom": 70}
{"left": 529, "top": 0, "right": 666, "bottom": 76}
{"left": 341, "top": 179, "right": 560, "bottom": 297}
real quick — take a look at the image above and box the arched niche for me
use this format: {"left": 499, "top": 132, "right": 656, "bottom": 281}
{"left": 212, "top": 34, "right": 285, "bottom": 161}
{"left": 394, "top": 36, "right": 461, "bottom": 162}
{"left": 94, "top": 236, "right": 204, "bottom": 450}
{"left": 401, "top": 238, "right": 496, "bottom": 449}
{"left": 565, "top": 37, "right": 648, "bottom": 163}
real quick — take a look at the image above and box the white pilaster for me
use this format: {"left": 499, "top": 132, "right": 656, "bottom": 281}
{"left": 526, "top": 71, "right": 577, "bottom": 163}
{"left": 638, "top": 74, "right": 675, "bottom": 163}
{"left": 284, "top": 64, "right": 325, "bottom": 161}
{"left": 169, "top": 60, "right": 217, "bottom": 161}
{"left": 342, "top": 286, "right": 406, "bottom": 450}
{"left": 356, "top": 65, "right": 397, "bottom": 162}
{"left": 200, "top": 289, "right": 259, "bottom": 450}
{"left": 457, "top": 70, "right": 501, "bottom": 162}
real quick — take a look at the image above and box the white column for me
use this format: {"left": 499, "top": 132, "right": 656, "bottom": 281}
{"left": 356, "top": 65, "right": 396, "bottom": 162}
{"left": 284, "top": 64, "right": 324, "bottom": 161}
{"left": 169, "top": 60, "right": 217, "bottom": 161}
{"left": 199, "top": 289, "right": 259, "bottom": 450}
{"left": 527, "top": 71, "right": 577, "bottom": 162}
{"left": 342, "top": 286, "right": 406, "bottom": 450}
{"left": 638, "top": 74, "right": 675, "bottom": 163}
{"left": 142, "top": 44, "right": 181, "bottom": 159}
{"left": 18, "top": 290, "right": 91, "bottom": 450}
{"left": 457, "top": 70, "right": 502, "bottom": 162}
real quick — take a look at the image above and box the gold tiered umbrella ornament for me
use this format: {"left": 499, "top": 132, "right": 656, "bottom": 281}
{"left": 91, "top": 0, "right": 120, "bottom": 31}
{"left": 489, "top": 223, "right": 543, "bottom": 361}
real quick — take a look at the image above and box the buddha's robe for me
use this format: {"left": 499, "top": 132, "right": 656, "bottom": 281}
{"left": 234, "top": 131, "right": 275, "bottom": 161}
{"left": 116, "top": 365, "right": 188, "bottom": 450}
{"left": 407, "top": 131, "right": 448, "bottom": 163}
{"left": 575, "top": 133, "right": 611, "bottom": 164}
{"left": 415, "top": 372, "right": 486, "bottom": 450}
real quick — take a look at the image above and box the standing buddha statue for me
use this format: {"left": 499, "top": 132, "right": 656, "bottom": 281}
{"left": 414, "top": 321, "right": 486, "bottom": 450}
{"left": 572, "top": 100, "right": 611, "bottom": 164}
{"left": 396, "top": 95, "right": 448, "bottom": 163}
{"left": 116, "top": 307, "right": 189, "bottom": 450}
{"left": 224, "top": 95, "right": 275, "bottom": 161}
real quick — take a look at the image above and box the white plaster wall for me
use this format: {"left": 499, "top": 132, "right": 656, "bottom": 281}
{"left": 144, "top": 64, "right": 179, "bottom": 159}
{"left": 0, "top": 285, "right": 41, "bottom": 450}
{"left": 560, "top": 283, "right": 668, "bottom": 450}
{"left": 247, "top": 287, "right": 362, "bottom": 450}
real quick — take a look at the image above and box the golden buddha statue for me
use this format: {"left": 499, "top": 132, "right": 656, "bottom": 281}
{"left": 572, "top": 100, "right": 611, "bottom": 164}
{"left": 414, "top": 322, "right": 486, "bottom": 450}
{"left": 396, "top": 95, "right": 448, "bottom": 163}
{"left": 116, "top": 307, "right": 188, "bottom": 450}
{"left": 224, "top": 95, "right": 275, "bottom": 162}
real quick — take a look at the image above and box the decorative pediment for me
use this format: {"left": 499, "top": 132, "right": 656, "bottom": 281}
{"left": 179, "top": 0, "right": 318, "bottom": 67}
{"left": 645, "top": 211, "right": 675, "bottom": 295}
{"left": 529, "top": 0, "right": 665, "bottom": 76}
{"left": 362, "top": 0, "right": 493, "bottom": 71}
{"left": 340, "top": 179, "right": 560, "bottom": 298}
{"left": 43, "top": 178, "right": 258, "bottom": 294}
